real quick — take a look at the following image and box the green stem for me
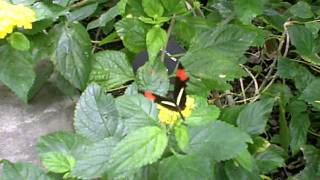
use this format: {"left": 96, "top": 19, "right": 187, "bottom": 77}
{"left": 278, "top": 97, "right": 290, "bottom": 153}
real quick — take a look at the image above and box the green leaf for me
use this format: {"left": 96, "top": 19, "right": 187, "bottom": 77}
{"left": 305, "top": 21, "right": 320, "bottom": 38}
{"left": 89, "top": 50, "right": 134, "bottom": 90}
{"left": 277, "top": 58, "right": 315, "bottom": 91}
{"left": 233, "top": 0, "right": 266, "bottom": 24}
{"left": 146, "top": 26, "right": 167, "bottom": 61}
{"left": 248, "top": 136, "right": 270, "bottom": 154}
{"left": 289, "top": 1, "right": 314, "bottom": 19}
{"left": 288, "top": 24, "right": 320, "bottom": 65}
{"left": 185, "top": 96, "right": 220, "bottom": 126}
{"left": 237, "top": 98, "right": 275, "bottom": 135}
{"left": 255, "top": 146, "right": 285, "bottom": 173}
{"left": 187, "top": 121, "right": 252, "bottom": 161}
{"left": 235, "top": 150, "right": 254, "bottom": 172}
{"left": 1, "top": 160, "right": 52, "bottom": 180}
{"left": 74, "top": 83, "right": 124, "bottom": 141}
{"left": 181, "top": 25, "right": 255, "bottom": 93}
{"left": 220, "top": 105, "right": 245, "bottom": 125}
{"left": 49, "top": 22, "right": 92, "bottom": 90}
{"left": 115, "top": 17, "right": 151, "bottom": 52}
{"left": 289, "top": 111, "right": 310, "bottom": 155}
{"left": 71, "top": 137, "right": 119, "bottom": 179}
{"left": 7, "top": 32, "right": 30, "bottom": 51}
{"left": 36, "top": 132, "right": 90, "bottom": 158}
{"left": 41, "top": 152, "right": 76, "bottom": 173}
{"left": 136, "top": 60, "right": 169, "bottom": 96}
{"left": 300, "top": 79, "right": 320, "bottom": 110}
{"left": 142, "top": 0, "right": 164, "bottom": 18}
{"left": 109, "top": 126, "right": 168, "bottom": 176}
{"left": 87, "top": 4, "right": 120, "bottom": 30}
{"left": 160, "top": 0, "right": 186, "bottom": 14}
{"left": 224, "top": 160, "right": 261, "bottom": 180}
{"left": 0, "top": 45, "right": 35, "bottom": 103}
{"left": 295, "top": 145, "right": 320, "bottom": 179}
{"left": 174, "top": 124, "right": 189, "bottom": 151}
{"left": 159, "top": 154, "right": 212, "bottom": 180}
{"left": 115, "top": 94, "right": 159, "bottom": 132}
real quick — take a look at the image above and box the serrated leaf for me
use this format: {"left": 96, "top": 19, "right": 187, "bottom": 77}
{"left": 71, "top": 137, "right": 119, "bottom": 179}
{"left": 36, "top": 131, "right": 90, "bottom": 158}
{"left": 295, "top": 145, "right": 320, "bottom": 179}
{"left": 305, "top": 21, "right": 320, "bottom": 38}
{"left": 235, "top": 150, "right": 254, "bottom": 172}
{"left": 142, "top": 0, "right": 164, "bottom": 18}
{"left": 115, "top": 94, "right": 159, "bottom": 132}
{"left": 89, "top": 50, "right": 134, "bottom": 90}
{"left": 87, "top": 3, "right": 120, "bottom": 30}
{"left": 159, "top": 154, "right": 212, "bottom": 180}
{"left": 289, "top": 111, "right": 310, "bottom": 155}
{"left": 49, "top": 22, "right": 92, "bottom": 90}
{"left": 187, "top": 121, "right": 252, "bottom": 161}
{"left": 289, "top": 1, "right": 314, "bottom": 19}
{"left": 185, "top": 96, "right": 220, "bottom": 126}
{"left": 255, "top": 146, "right": 285, "bottom": 173}
{"left": 115, "top": 17, "right": 151, "bottom": 52}
{"left": 109, "top": 126, "right": 168, "bottom": 176}
{"left": 1, "top": 160, "right": 52, "bottom": 180}
{"left": 277, "top": 58, "right": 315, "bottom": 91}
{"left": 136, "top": 60, "right": 169, "bottom": 96}
{"left": 224, "top": 160, "right": 261, "bottom": 180}
{"left": 237, "top": 98, "right": 275, "bottom": 135}
{"left": 174, "top": 124, "right": 189, "bottom": 151}
{"left": 41, "top": 152, "right": 76, "bottom": 173}
{"left": 300, "top": 78, "right": 320, "bottom": 110}
{"left": 7, "top": 32, "right": 30, "bottom": 51}
{"left": 146, "top": 26, "right": 167, "bottom": 61}
{"left": 74, "top": 83, "right": 124, "bottom": 141}
{"left": 288, "top": 24, "right": 320, "bottom": 65}
{"left": 181, "top": 25, "right": 255, "bottom": 93}
{"left": 233, "top": 0, "right": 266, "bottom": 24}
{"left": 160, "top": 0, "right": 186, "bottom": 14}
{"left": 0, "top": 45, "right": 35, "bottom": 103}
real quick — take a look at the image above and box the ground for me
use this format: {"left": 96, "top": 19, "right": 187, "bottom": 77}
{"left": 0, "top": 83, "right": 75, "bottom": 165}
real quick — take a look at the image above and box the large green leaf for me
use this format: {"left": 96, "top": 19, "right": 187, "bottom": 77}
{"left": 74, "top": 83, "right": 124, "bottom": 141}
{"left": 142, "top": 0, "right": 164, "bottom": 18}
{"left": 300, "top": 79, "right": 320, "bottom": 110}
{"left": 187, "top": 121, "right": 252, "bottom": 161}
{"left": 160, "top": 0, "right": 186, "bottom": 14}
{"left": 159, "top": 154, "right": 212, "bottom": 180}
{"left": 49, "top": 22, "right": 92, "bottom": 90}
{"left": 277, "top": 58, "right": 315, "bottom": 91}
{"left": 146, "top": 26, "right": 167, "bottom": 61}
{"left": 36, "top": 132, "right": 90, "bottom": 158}
{"left": 288, "top": 24, "right": 320, "bottom": 65}
{"left": 41, "top": 152, "right": 76, "bottom": 173}
{"left": 115, "top": 17, "right": 151, "bottom": 52}
{"left": 68, "top": 3, "right": 98, "bottom": 22}
{"left": 224, "top": 160, "right": 260, "bottom": 180}
{"left": 87, "top": 4, "right": 120, "bottom": 30}
{"left": 136, "top": 60, "right": 169, "bottom": 96}
{"left": 71, "top": 137, "right": 119, "bottom": 179}
{"left": 115, "top": 94, "right": 159, "bottom": 132}
{"left": 289, "top": 1, "right": 314, "bottom": 19}
{"left": 295, "top": 145, "right": 320, "bottom": 179}
{"left": 109, "top": 126, "right": 168, "bottom": 176}
{"left": 89, "top": 50, "right": 134, "bottom": 91}
{"left": 233, "top": 0, "right": 266, "bottom": 24}
{"left": 237, "top": 98, "right": 275, "bottom": 135}
{"left": 181, "top": 25, "right": 255, "bottom": 93}
{"left": 255, "top": 146, "right": 285, "bottom": 173}
{"left": 184, "top": 96, "right": 220, "bottom": 126}
{"left": 1, "top": 160, "right": 52, "bottom": 180}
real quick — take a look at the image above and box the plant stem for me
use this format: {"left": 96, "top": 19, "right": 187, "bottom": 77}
{"left": 160, "top": 15, "right": 176, "bottom": 62}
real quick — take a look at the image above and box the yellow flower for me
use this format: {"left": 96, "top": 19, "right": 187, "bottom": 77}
{"left": 157, "top": 96, "right": 196, "bottom": 125}
{"left": 0, "top": 0, "right": 36, "bottom": 39}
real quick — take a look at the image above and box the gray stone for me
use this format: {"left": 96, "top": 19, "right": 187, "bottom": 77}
{"left": 0, "top": 82, "right": 76, "bottom": 165}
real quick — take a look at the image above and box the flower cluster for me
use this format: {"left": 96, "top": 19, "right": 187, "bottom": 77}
{"left": 157, "top": 96, "right": 195, "bottom": 125}
{"left": 0, "top": 0, "right": 36, "bottom": 38}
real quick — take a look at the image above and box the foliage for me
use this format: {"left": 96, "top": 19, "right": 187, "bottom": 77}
{"left": 1, "top": 0, "right": 320, "bottom": 179}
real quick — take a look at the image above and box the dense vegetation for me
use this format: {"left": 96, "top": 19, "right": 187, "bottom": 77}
{"left": 0, "top": 0, "right": 320, "bottom": 179}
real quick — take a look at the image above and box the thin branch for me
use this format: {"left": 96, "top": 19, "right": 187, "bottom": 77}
{"left": 241, "top": 65, "right": 259, "bottom": 97}
{"left": 160, "top": 15, "right": 176, "bottom": 62}
{"left": 239, "top": 78, "right": 247, "bottom": 104}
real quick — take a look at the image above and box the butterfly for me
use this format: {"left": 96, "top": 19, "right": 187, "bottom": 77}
{"left": 142, "top": 64, "right": 189, "bottom": 119}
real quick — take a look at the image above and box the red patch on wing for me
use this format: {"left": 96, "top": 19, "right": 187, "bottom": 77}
{"left": 176, "top": 69, "right": 188, "bottom": 81}
{"left": 144, "top": 91, "right": 156, "bottom": 101}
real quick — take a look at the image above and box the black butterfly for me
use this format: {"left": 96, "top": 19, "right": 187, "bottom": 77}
{"left": 142, "top": 64, "right": 189, "bottom": 119}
